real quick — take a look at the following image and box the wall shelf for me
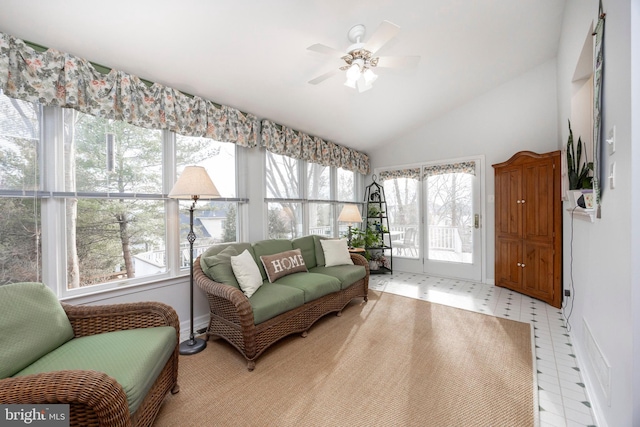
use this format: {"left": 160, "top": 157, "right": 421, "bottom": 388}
{"left": 567, "top": 207, "right": 596, "bottom": 222}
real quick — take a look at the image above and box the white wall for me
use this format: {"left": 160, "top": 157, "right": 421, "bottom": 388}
{"left": 631, "top": 2, "right": 640, "bottom": 425}
{"left": 368, "top": 59, "right": 559, "bottom": 281}
{"left": 556, "top": 0, "right": 636, "bottom": 425}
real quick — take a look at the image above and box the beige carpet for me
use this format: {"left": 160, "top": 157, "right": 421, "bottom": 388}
{"left": 155, "top": 291, "right": 535, "bottom": 427}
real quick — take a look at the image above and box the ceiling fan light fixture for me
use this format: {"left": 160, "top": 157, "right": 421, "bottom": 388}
{"left": 346, "top": 62, "right": 362, "bottom": 81}
{"left": 356, "top": 76, "right": 373, "bottom": 93}
{"left": 344, "top": 78, "right": 357, "bottom": 89}
{"left": 363, "top": 68, "right": 378, "bottom": 84}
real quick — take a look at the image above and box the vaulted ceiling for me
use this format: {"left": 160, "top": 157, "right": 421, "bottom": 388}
{"left": 0, "top": 0, "right": 566, "bottom": 153}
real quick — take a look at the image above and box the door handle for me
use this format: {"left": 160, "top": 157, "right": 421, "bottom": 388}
{"left": 474, "top": 214, "right": 480, "bottom": 229}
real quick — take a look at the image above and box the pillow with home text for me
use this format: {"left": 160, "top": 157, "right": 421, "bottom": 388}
{"left": 260, "top": 248, "right": 308, "bottom": 283}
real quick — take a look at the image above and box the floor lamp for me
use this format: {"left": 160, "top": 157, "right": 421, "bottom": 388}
{"left": 338, "top": 204, "right": 362, "bottom": 248}
{"left": 169, "top": 165, "right": 220, "bottom": 355}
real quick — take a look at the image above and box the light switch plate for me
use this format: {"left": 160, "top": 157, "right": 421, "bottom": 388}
{"left": 607, "top": 126, "right": 616, "bottom": 155}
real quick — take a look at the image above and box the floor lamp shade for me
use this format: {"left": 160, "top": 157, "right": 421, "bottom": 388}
{"left": 169, "top": 165, "right": 219, "bottom": 355}
{"left": 168, "top": 166, "right": 220, "bottom": 199}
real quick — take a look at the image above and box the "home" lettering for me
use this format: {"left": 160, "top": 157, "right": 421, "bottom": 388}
{"left": 270, "top": 254, "right": 305, "bottom": 273}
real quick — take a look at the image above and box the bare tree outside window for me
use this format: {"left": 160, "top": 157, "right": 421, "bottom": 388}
{"left": 383, "top": 177, "right": 419, "bottom": 257}
{"left": 425, "top": 173, "right": 473, "bottom": 263}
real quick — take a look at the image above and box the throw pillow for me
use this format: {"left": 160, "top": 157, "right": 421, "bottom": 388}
{"left": 260, "top": 248, "right": 308, "bottom": 283}
{"left": 320, "top": 239, "right": 354, "bottom": 267}
{"left": 230, "top": 249, "right": 263, "bottom": 298}
{"left": 200, "top": 245, "right": 240, "bottom": 289}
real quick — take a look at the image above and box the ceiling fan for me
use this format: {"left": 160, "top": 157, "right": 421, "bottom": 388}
{"left": 307, "top": 20, "right": 420, "bottom": 93}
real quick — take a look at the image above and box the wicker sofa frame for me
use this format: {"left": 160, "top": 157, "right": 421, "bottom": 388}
{"left": 194, "top": 252, "right": 369, "bottom": 371}
{"left": 0, "top": 301, "right": 180, "bottom": 427}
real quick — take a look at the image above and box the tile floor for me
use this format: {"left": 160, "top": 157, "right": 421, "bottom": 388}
{"left": 368, "top": 271, "right": 597, "bottom": 427}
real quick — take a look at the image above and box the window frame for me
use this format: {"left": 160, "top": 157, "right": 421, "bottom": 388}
{"left": 263, "top": 150, "right": 363, "bottom": 240}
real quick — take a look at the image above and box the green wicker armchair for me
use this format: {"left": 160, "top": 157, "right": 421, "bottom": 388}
{"left": 0, "top": 282, "right": 180, "bottom": 427}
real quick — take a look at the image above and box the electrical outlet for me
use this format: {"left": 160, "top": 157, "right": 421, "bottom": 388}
{"left": 564, "top": 289, "right": 571, "bottom": 297}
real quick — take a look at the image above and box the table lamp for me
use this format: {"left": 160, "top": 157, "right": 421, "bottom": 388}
{"left": 338, "top": 204, "right": 362, "bottom": 248}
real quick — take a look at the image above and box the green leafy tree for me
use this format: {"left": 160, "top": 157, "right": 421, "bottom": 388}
{"left": 222, "top": 203, "right": 237, "bottom": 242}
{"left": 268, "top": 206, "right": 288, "bottom": 239}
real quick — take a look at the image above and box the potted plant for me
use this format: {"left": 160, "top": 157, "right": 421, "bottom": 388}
{"left": 566, "top": 120, "right": 593, "bottom": 190}
{"left": 566, "top": 120, "right": 594, "bottom": 206}
{"left": 349, "top": 226, "right": 382, "bottom": 260}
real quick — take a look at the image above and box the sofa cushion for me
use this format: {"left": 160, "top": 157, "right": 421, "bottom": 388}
{"left": 200, "top": 245, "right": 240, "bottom": 289}
{"left": 260, "top": 249, "right": 308, "bottom": 283}
{"left": 13, "top": 326, "right": 176, "bottom": 415}
{"left": 249, "top": 283, "right": 305, "bottom": 325}
{"left": 252, "top": 239, "right": 294, "bottom": 280}
{"left": 0, "top": 282, "right": 74, "bottom": 379}
{"left": 274, "top": 272, "right": 341, "bottom": 303}
{"left": 231, "top": 249, "right": 263, "bottom": 298}
{"left": 310, "top": 265, "right": 367, "bottom": 290}
{"left": 320, "top": 239, "right": 354, "bottom": 267}
{"left": 200, "top": 242, "right": 253, "bottom": 261}
{"left": 291, "top": 235, "right": 317, "bottom": 269}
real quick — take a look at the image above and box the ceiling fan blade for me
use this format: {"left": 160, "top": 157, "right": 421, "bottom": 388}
{"left": 308, "top": 69, "right": 338, "bottom": 85}
{"left": 375, "top": 55, "right": 421, "bottom": 69}
{"left": 307, "top": 43, "right": 344, "bottom": 57}
{"left": 365, "top": 20, "right": 400, "bottom": 54}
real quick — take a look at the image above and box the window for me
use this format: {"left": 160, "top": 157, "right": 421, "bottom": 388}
{"left": 0, "top": 91, "right": 241, "bottom": 294}
{"left": 176, "top": 135, "right": 240, "bottom": 263}
{"left": 65, "top": 111, "right": 166, "bottom": 288}
{"left": 265, "top": 151, "right": 362, "bottom": 239}
{"left": 0, "top": 93, "right": 41, "bottom": 284}
{"left": 381, "top": 169, "right": 420, "bottom": 258}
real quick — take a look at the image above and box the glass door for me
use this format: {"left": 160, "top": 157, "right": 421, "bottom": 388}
{"left": 423, "top": 159, "right": 482, "bottom": 281}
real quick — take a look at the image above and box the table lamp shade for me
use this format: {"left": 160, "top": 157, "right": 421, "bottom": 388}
{"left": 338, "top": 204, "right": 362, "bottom": 223}
{"left": 168, "top": 166, "right": 220, "bottom": 199}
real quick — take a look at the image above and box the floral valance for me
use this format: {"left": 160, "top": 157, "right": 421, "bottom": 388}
{"left": 423, "top": 161, "right": 476, "bottom": 178}
{"left": 260, "top": 120, "right": 369, "bottom": 175}
{"left": 378, "top": 168, "right": 421, "bottom": 181}
{"left": 0, "top": 32, "right": 259, "bottom": 147}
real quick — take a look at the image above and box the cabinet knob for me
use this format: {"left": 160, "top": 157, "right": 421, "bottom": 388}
{"left": 517, "top": 262, "right": 521, "bottom": 267}
{"left": 521, "top": 263, "right": 526, "bottom": 268}
{"left": 521, "top": 199, "right": 526, "bottom": 204}
{"left": 516, "top": 200, "right": 521, "bottom": 204}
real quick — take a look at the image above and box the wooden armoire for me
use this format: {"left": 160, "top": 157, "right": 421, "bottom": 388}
{"left": 492, "top": 151, "right": 562, "bottom": 308}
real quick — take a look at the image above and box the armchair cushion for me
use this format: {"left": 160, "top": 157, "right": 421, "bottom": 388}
{"left": 0, "top": 282, "right": 74, "bottom": 378}
{"left": 13, "top": 326, "right": 176, "bottom": 415}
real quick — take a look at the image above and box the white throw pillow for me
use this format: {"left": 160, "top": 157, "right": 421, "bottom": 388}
{"left": 230, "top": 249, "right": 263, "bottom": 298}
{"left": 320, "top": 239, "right": 354, "bottom": 267}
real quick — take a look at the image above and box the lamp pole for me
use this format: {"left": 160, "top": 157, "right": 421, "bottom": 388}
{"left": 180, "top": 196, "right": 207, "bottom": 355}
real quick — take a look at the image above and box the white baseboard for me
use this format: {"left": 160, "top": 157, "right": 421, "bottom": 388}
{"left": 179, "top": 314, "right": 209, "bottom": 342}
{"left": 569, "top": 327, "right": 609, "bottom": 427}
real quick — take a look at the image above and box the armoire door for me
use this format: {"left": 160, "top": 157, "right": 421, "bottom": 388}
{"left": 493, "top": 151, "right": 562, "bottom": 308}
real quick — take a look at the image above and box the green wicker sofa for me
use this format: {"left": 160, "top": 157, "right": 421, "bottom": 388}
{"left": 195, "top": 235, "right": 369, "bottom": 371}
{"left": 0, "top": 282, "right": 179, "bottom": 427}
